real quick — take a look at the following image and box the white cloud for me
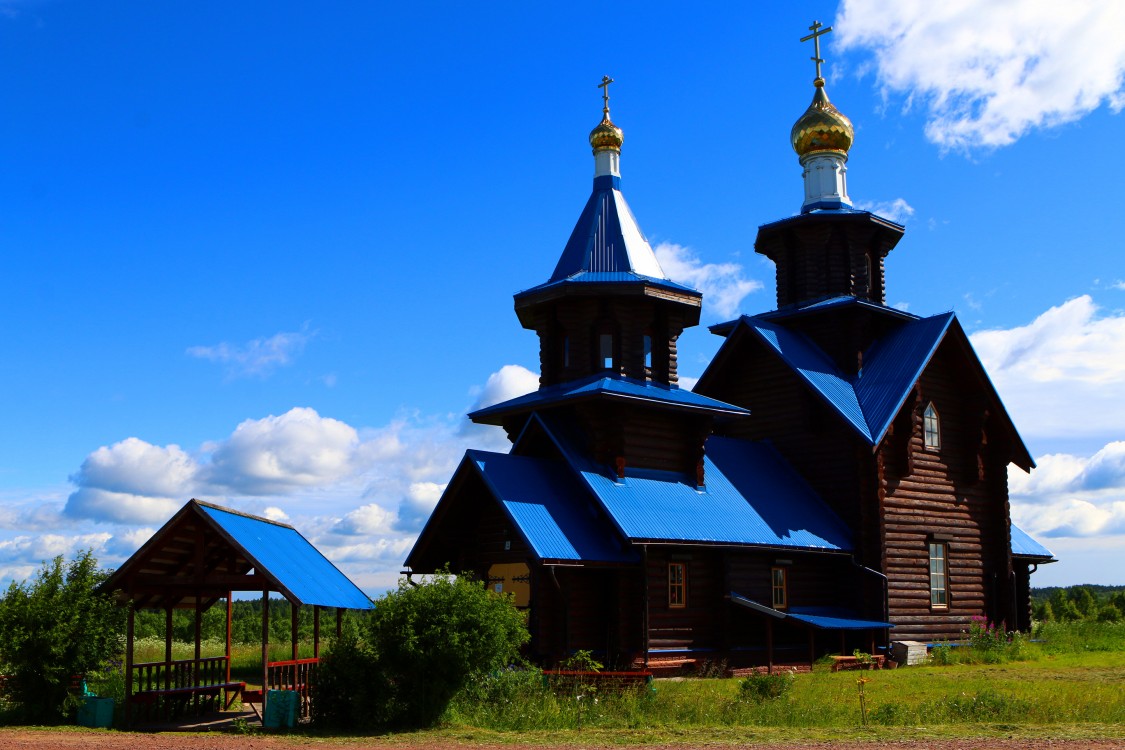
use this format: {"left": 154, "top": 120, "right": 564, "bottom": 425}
{"left": 65, "top": 487, "right": 181, "bottom": 525}
{"left": 187, "top": 327, "right": 314, "bottom": 378}
{"left": 395, "top": 481, "right": 446, "bottom": 532}
{"left": 261, "top": 506, "right": 289, "bottom": 522}
{"left": 853, "top": 197, "right": 914, "bottom": 224}
{"left": 203, "top": 407, "right": 361, "bottom": 495}
{"left": 0, "top": 533, "right": 113, "bottom": 564}
{"left": 45, "top": 365, "right": 530, "bottom": 592}
{"left": 654, "top": 243, "right": 762, "bottom": 319}
{"left": 71, "top": 437, "right": 196, "bottom": 498}
{"left": 334, "top": 503, "right": 398, "bottom": 536}
{"left": 1011, "top": 442, "right": 1125, "bottom": 540}
{"left": 970, "top": 296, "right": 1125, "bottom": 440}
{"left": 837, "top": 0, "right": 1125, "bottom": 150}
{"left": 468, "top": 364, "right": 539, "bottom": 411}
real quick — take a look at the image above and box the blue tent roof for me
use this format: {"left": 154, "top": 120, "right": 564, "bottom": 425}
{"left": 470, "top": 374, "right": 749, "bottom": 424}
{"left": 199, "top": 504, "right": 374, "bottom": 610}
{"left": 1010, "top": 524, "right": 1056, "bottom": 560}
{"left": 463, "top": 450, "right": 636, "bottom": 564}
{"left": 548, "top": 175, "right": 670, "bottom": 283}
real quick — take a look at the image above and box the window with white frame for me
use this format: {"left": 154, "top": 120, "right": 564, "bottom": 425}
{"left": 923, "top": 402, "right": 941, "bottom": 450}
{"left": 929, "top": 541, "right": 948, "bottom": 608}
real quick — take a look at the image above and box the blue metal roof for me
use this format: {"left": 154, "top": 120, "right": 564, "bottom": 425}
{"left": 200, "top": 504, "right": 374, "bottom": 610}
{"left": 855, "top": 313, "right": 955, "bottom": 444}
{"left": 1010, "top": 524, "right": 1055, "bottom": 560}
{"left": 533, "top": 416, "right": 851, "bottom": 550}
{"left": 735, "top": 312, "right": 954, "bottom": 446}
{"left": 548, "top": 176, "right": 670, "bottom": 283}
{"left": 517, "top": 270, "right": 699, "bottom": 299}
{"left": 745, "top": 319, "right": 871, "bottom": 441}
{"left": 731, "top": 593, "right": 893, "bottom": 629}
{"left": 465, "top": 450, "right": 636, "bottom": 564}
{"left": 710, "top": 297, "right": 918, "bottom": 337}
{"left": 470, "top": 374, "right": 749, "bottom": 423}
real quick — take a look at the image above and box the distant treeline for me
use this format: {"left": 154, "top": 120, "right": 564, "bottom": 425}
{"left": 1030, "top": 584, "right": 1125, "bottom": 623}
{"left": 132, "top": 598, "right": 368, "bottom": 644}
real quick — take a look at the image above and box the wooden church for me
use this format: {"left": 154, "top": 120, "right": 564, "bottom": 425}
{"left": 405, "top": 40, "right": 1055, "bottom": 670}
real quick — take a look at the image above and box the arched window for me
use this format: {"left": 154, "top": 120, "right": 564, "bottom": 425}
{"left": 643, "top": 334, "right": 652, "bottom": 370}
{"left": 923, "top": 402, "right": 940, "bottom": 450}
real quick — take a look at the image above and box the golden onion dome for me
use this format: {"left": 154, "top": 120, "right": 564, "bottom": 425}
{"left": 590, "top": 114, "right": 623, "bottom": 153}
{"left": 791, "top": 77, "right": 854, "bottom": 157}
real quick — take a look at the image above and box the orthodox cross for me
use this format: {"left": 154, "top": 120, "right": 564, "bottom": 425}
{"left": 598, "top": 75, "right": 615, "bottom": 116}
{"left": 800, "top": 20, "right": 833, "bottom": 79}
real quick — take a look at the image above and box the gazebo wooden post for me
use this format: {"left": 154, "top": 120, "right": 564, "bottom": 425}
{"left": 808, "top": 630, "right": 816, "bottom": 665}
{"left": 225, "top": 593, "right": 233, "bottom": 685}
{"left": 261, "top": 591, "right": 270, "bottom": 712}
{"left": 225, "top": 593, "right": 233, "bottom": 709}
{"left": 164, "top": 607, "right": 173, "bottom": 721}
{"left": 193, "top": 599, "right": 203, "bottom": 713}
{"left": 125, "top": 603, "right": 135, "bottom": 726}
{"left": 313, "top": 606, "right": 321, "bottom": 659}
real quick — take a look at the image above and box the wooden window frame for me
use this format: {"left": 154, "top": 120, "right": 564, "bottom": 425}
{"left": 771, "top": 567, "right": 788, "bottom": 610}
{"left": 923, "top": 402, "right": 941, "bottom": 451}
{"left": 668, "top": 562, "right": 686, "bottom": 609}
{"left": 929, "top": 541, "right": 949, "bottom": 609}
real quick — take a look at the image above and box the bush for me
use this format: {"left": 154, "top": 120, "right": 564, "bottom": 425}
{"left": 738, "top": 671, "right": 795, "bottom": 702}
{"left": 0, "top": 551, "right": 125, "bottom": 724}
{"left": 313, "top": 571, "right": 530, "bottom": 730}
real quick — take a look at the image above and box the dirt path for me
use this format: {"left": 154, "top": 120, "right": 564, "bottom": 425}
{"left": 1, "top": 730, "right": 1124, "bottom": 750}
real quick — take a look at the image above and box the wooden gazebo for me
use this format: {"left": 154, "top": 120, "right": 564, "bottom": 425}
{"left": 101, "top": 499, "right": 374, "bottom": 725}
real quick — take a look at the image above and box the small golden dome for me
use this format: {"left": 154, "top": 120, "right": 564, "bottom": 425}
{"left": 791, "top": 78, "right": 854, "bottom": 157}
{"left": 590, "top": 114, "right": 623, "bottom": 153}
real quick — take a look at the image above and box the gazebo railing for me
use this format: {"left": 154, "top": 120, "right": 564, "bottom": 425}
{"left": 266, "top": 657, "right": 318, "bottom": 717}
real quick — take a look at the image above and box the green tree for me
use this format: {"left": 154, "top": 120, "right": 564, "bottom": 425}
{"left": 0, "top": 551, "right": 125, "bottom": 723}
{"left": 313, "top": 572, "right": 529, "bottom": 730}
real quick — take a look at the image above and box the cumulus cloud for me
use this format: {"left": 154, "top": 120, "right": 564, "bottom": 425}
{"left": 836, "top": 0, "right": 1125, "bottom": 150}
{"left": 395, "top": 481, "right": 446, "bottom": 532}
{"left": 970, "top": 296, "right": 1125, "bottom": 440}
{"left": 654, "top": 243, "right": 762, "bottom": 319}
{"left": 853, "top": 198, "right": 914, "bottom": 224}
{"left": 334, "top": 503, "right": 398, "bottom": 536}
{"left": 468, "top": 365, "right": 539, "bottom": 411}
{"left": 203, "top": 407, "right": 361, "bottom": 495}
{"left": 187, "top": 327, "right": 314, "bottom": 378}
{"left": 45, "top": 364, "right": 532, "bottom": 592}
{"left": 1011, "top": 442, "right": 1125, "bottom": 539}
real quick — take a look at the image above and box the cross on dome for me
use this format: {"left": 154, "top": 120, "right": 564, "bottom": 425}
{"left": 598, "top": 75, "right": 615, "bottom": 117}
{"left": 800, "top": 20, "right": 833, "bottom": 81}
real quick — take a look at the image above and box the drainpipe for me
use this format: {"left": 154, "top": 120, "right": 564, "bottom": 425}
{"left": 851, "top": 557, "right": 890, "bottom": 650}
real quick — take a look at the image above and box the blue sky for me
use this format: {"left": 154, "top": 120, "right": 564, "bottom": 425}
{"left": 1, "top": 1, "right": 1123, "bottom": 592}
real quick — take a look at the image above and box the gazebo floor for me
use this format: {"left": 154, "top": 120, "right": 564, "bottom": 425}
{"left": 133, "top": 706, "right": 261, "bottom": 732}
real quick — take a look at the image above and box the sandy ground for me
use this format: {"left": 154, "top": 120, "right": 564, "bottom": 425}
{"left": 1, "top": 730, "right": 1124, "bottom": 750}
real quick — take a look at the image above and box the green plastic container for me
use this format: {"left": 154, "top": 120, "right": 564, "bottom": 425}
{"left": 76, "top": 696, "right": 114, "bottom": 728}
{"left": 263, "top": 689, "right": 298, "bottom": 729}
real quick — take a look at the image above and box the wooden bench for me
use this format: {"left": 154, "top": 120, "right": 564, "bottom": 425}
{"left": 542, "top": 670, "right": 654, "bottom": 693}
{"left": 830, "top": 655, "right": 885, "bottom": 672}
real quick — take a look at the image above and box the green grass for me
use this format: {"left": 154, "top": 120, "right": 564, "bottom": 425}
{"left": 442, "top": 650, "right": 1125, "bottom": 732}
